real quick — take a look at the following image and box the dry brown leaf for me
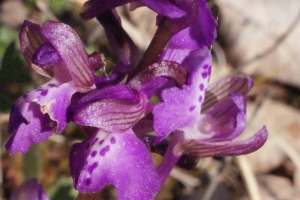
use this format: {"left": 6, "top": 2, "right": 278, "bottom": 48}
{"left": 258, "top": 175, "right": 300, "bottom": 200}
{"left": 240, "top": 175, "right": 300, "bottom": 200}
{"left": 0, "top": 0, "right": 29, "bottom": 28}
{"left": 242, "top": 98, "right": 300, "bottom": 174}
{"left": 216, "top": 0, "right": 300, "bottom": 88}
{"left": 116, "top": 5, "right": 157, "bottom": 50}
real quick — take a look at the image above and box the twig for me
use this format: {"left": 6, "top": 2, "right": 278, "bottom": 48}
{"left": 0, "top": 113, "right": 10, "bottom": 155}
{"left": 169, "top": 167, "right": 200, "bottom": 191}
{"left": 36, "top": 0, "right": 58, "bottom": 21}
{"left": 119, "top": 16, "right": 151, "bottom": 51}
{"left": 272, "top": 136, "right": 300, "bottom": 174}
{"left": 202, "top": 157, "right": 231, "bottom": 200}
{"left": 201, "top": 173, "right": 221, "bottom": 200}
{"left": 238, "top": 7, "right": 300, "bottom": 67}
{"left": 215, "top": 0, "right": 300, "bottom": 68}
{"left": 237, "top": 156, "right": 261, "bottom": 200}
{"left": 212, "top": 41, "right": 227, "bottom": 69}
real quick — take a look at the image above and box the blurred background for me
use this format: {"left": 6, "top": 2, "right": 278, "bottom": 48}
{"left": 1, "top": 0, "right": 300, "bottom": 199}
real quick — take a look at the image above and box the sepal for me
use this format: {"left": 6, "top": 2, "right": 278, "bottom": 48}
{"left": 174, "top": 126, "right": 268, "bottom": 157}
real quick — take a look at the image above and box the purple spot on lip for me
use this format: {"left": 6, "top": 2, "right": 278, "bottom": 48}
{"left": 85, "top": 143, "right": 90, "bottom": 149}
{"left": 110, "top": 137, "right": 116, "bottom": 144}
{"left": 203, "top": 64, "right": 209, "bottom": 69}
{"left": 41, "top": 90, "right": 48, "bottom": 96}
{"left": 198, "top": 96, "right": 203, "bottom": 102}
{"left": 99, "top": 140, "right": 104, "bottom": 145}
{"left": 92, "top": 138, "right": 99, "bottom": 146}
{"left": 91, "top": 151, "right": 97, "bottom": 157}
{"left": 23, "top": 94, "right": 28, "bottom": 99}
{"left": 48, "top": 83, "right": 56, "bottom": 87}
{"left": 199, "top": 84, "right": 204, "bottom": 91}
{"left": 85, "top": 178, "right": 91, "bottom": 186}
{"left": 189, "top": 106, "right": 196, "bottom": 111}
{"left": 87, "top": 162, "right": 98, "bottom": 174}
{"left": 100, "top": 145, "right": 110, "bottom": 156}
{"left": 202, "top": 72, "right": 208, "bottom": 78}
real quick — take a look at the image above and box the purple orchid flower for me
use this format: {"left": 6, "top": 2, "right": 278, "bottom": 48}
{"left": 10, "top": 179, "right": 49, "bottom": 200}
{"left": 67, "top": 56, "right": 189, "bottom": 199}
{"left": 5, "top": 0, "right": 268, "bottom": 198}
{"left": 152, "top": 48, "right": 268, "bottom": 183}
{"left": 6, "top": 20, "right": 104, "bottom": 154}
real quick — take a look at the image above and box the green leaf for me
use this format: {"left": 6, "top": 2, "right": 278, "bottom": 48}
{"left": 0, "top": 41, "right": 30, "bottom": 83}
{"left": 49, "top": 0, "right": 72, "bottom": 14}
{"left": 48, "top": 177, "right": 78, "bottom": 200}
{"left": 0, "top": 23, "right": 18, "bottom": 62}
{"left": 0, "top": 41, "right": 32, "bottom": 112}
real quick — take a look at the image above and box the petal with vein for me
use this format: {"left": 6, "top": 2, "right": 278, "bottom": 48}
{"left": 41, "top": 21, "right": 95, "bottom": 93}
{"left": 202, "top": 75, "right": 252, "bottom": 113}
{"left": 174, "top": 126, "right": 268, "bottom": 157}
{"left": 19, "top": 20, "right": 53, "bottom": 77}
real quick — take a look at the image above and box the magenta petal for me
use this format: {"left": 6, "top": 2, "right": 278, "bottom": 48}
{"left": 202, "top": 75, "right": 253, "bottom": 113}
{"left": 174, "top": 126, "right": 268, "bottom": 157}
{"left": 141, "top": 0, "right": 186, "bottom": 19}
{"left": 128, "top": 61, "right": 188, "bottom": 90}
{"left": 6, "top": 80, "right": 76, "bottom": 154}
{"left": 70, "top": 130, "right": 160, "bottom": 199}
{"left": 159, "top": 47, "right": 193, "bottom": 65}
{"left": 158, "top": 0, "right": 198, "bottom": 35}
{"left": 167, "top": 0, "right": 217, "bottom": 49}
{"left": 72, "top": 85, "right": 150, "bottom": 132}
{"left": 197, "top": 94, "right": 246, "bottom": 142}
{"left": 19, "top": 20, "right": 53, "bottom": 77}
{"left": 41, "top": 21, "right": 95, "bottom": 93}
{"left": 153, "top": 48, "right": 211, "bottom": 141}
{"left": 22, "top": 80, "right": 76, "bottom": 133}
{"left": 6, "top": 102, "right": 54, "bottom": 154}
{"left": 11, "top": 179, "right": 49, "bottom": 200}
{"left": 156, "top": 133, "right": 181, "bottom": 184}
{"left": 19, "top": 20, "right": 95, "bottom": 92}
{"left": 73, "top": 94, "right": 148, "bottom": 133}
{"left": 81, "top": 0, "right": 185, "bottom": 20}
{"left": 8, "top": 103, "right": 28, "bottom": 134}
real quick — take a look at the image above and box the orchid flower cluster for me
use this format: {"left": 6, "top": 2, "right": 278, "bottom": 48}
{"left": 6, "top": 0, "right": 268, "bottom": 199}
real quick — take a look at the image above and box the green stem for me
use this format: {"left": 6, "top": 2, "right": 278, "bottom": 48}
{"left": 22, "top": 144, "right": 41, "bottom": 180}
